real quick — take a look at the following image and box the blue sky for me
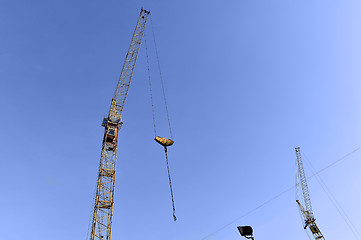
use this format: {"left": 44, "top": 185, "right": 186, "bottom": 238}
{"left": 1, "top": 0, "right": 361, "bottom": 239}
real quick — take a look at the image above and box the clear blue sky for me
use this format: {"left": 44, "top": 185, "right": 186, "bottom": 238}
{"left": 1, "top": 0, "right": 361, "bottom": 239}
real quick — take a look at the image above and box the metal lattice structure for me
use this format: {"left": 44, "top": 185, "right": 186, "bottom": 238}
{"left": 295, "top": 147, "right": 325, "bottom": 240}
{"left": 89, "top": 9, "right": 150, "bottom": 240}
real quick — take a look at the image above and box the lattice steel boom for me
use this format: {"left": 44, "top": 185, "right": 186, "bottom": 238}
{"left": 295, "top": 147, "right": 325, "bottom": 240}
{"left": 89, "top": 9, "right": 150, "bottom": 240}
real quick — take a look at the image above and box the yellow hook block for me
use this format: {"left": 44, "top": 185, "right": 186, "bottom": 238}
{"left": 155, "top": 136, "right": 174, "bottom": 147}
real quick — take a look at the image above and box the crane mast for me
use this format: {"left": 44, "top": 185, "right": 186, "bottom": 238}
{"left": 295, "top": 147, "right": 325, "bottom": 240}
{"left": 89, "top": 9, "right": 150, "bottom": 240}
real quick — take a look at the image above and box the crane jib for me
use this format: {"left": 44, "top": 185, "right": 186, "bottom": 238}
{"left": 108, "top": 9, "right": 150, "bottom": 123}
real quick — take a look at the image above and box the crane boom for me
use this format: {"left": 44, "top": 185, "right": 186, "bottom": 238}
{"left": 295, "top": 147, "right": 325, "bottom": 240}
{"left": 109, "top": 9, "right": 150, "bottom": 122}
{"left": 89, "top": 9, "right": 150, "bottom": 240}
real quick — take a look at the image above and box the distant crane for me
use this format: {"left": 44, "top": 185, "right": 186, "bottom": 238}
{"left": 89, "top": 9, "right": 150, "bottom": 240}
{"left": 295, "top": 147, "right": 325, "bottom": 240}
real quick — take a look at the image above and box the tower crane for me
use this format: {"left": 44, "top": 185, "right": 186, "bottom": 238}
{"left": 295, "top": 147, "right": 325, "bottom": 240}
{"left": 89, "top": 9, "right": 150, "bottom": 240}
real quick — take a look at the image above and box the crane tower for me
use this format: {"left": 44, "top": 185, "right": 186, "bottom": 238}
{"left": 295, "top": 147, "right": 325, "bottom": 240}
{"left": 89, "top": 9, "right": 150, "bottom": 240}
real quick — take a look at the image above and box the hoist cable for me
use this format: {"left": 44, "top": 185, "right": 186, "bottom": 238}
{"left": 144, "top": 33, "right": 157, "bottom": 137}
{"left": 150, "top": 14, "right": 173, "bottom": 139}
{"left": 201, "top": 145, "right": 361, "bottom": 240}
{"left": 146, "top": 14, "right": 176, "bottom": 221}
{"left": 164, "top": 147, "right": 177, "bottom": 221}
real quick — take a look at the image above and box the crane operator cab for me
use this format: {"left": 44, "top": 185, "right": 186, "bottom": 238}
{"left": 102, "top": 119, "right": 119, "bottom": 146}
{"left": 105, "top": 126, "right": 118, "bottom": 143}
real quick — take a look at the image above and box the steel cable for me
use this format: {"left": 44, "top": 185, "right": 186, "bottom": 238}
{"left": 164, "top": 147, "right": 177, "bottom": 221}
{"left": 144, "top": 33, "right": 157, "bottom": 137}
{"left": 150, "top": 14, "right": 173, "bottom": 139}
{"left": 145, "top": 25, "right": 176, "bottom": 221}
